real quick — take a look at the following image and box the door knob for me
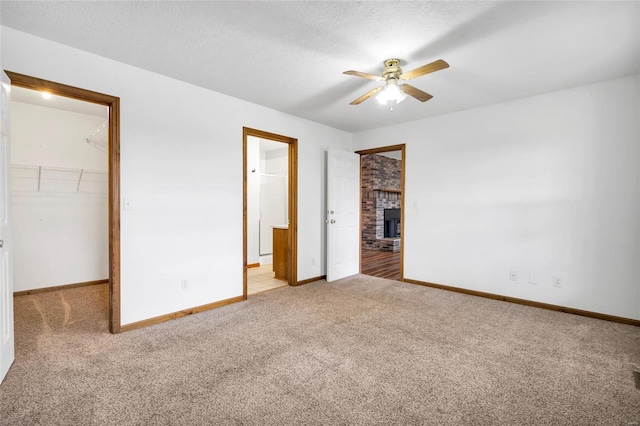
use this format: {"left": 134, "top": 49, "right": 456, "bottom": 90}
{"left": 330, "top": 219, "right": 336, "bottom": 224}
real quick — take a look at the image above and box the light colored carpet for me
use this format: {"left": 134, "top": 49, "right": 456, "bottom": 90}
{"left": 1, "top": 276, "right": 639, "bottom": 425}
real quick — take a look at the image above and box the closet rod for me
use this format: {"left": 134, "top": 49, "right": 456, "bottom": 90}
{"left": 76, "top": 169, "right": 84, "bottom": 192}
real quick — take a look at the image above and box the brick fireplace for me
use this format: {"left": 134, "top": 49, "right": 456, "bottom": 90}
{"left": 361, "top": 153, "right": 401, "bottom": 253}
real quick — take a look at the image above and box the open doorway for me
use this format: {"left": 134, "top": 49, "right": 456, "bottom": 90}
{"left": 243, "top": 128, "right": 297, "bottom": 298}
{"left": 247, "top": 137, "right": 288, "bottom": 294}
{"left": 11, "top": 85, "right": 109, "bottom": 293}
{"left": 356, "top": 145, "right": 405, "bottom": 281}
{"left": 10, "top": 85, "right": 110, "bottom": 335}
{"left": 6, "top": 71, "right": 121, "bottom": 333}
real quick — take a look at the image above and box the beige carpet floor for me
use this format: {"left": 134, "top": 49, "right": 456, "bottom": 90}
{"left": 1, "top": 276, "right": 639, "bottom": 425}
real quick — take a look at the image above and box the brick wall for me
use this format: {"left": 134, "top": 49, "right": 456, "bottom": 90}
{"left": 361, "top": 154, "right": 401, "bottom": 252}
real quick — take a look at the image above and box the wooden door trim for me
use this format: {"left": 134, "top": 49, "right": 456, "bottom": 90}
{"left": 5, "top": 71, "right": 121, "bottom": 333}
{"left": 355, "top": 144, "right": 406, "bottom": 281}
{"left": 242, "top": 127, "right": 298, "bottom": 298}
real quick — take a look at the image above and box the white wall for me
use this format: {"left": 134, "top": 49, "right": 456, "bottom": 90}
{"left": 11, "top": 102, "right": 106, "bottom": 169}
{"left": 264, "top": 147, "right": 288, "bottom": 175}
{"left": 12, "top": 196, "right": 108, "bottom": 290}
{"left": 354, "top": 75, "right": 640, "bottom": 320}
{"left": 11, "top": 101, "right": 108, "bottom": 291}
{"left": 248, "top": 142, "right": 289, "bottom": 263}
{"left": 1, "top": 27, "right": 352, "bottom": 325}
{"left": 247, "top": 136, "right": 260, "bottom": 265}
{"left": 259, "top": 147, "right": 288, "bottom": 257}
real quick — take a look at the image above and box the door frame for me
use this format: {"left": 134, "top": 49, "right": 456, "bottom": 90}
{"left": 355, "top": 144, "right": 406, "bottom": 280}
{"left": 242, "top": 127, "right": 297, "bottom": 296}
{"left": 6, "top": 71, "right": 122, "bottom": 333}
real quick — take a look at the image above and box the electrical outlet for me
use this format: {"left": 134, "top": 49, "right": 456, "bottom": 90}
{"left": 529, "top": 273, "right": 538, "bottom": 285}
{"left": 509, "top": 270, "right": 518, "bottom": 281}
{"left": 311, "top": 257, "right": 316, "bottom": 265}
{"left": 181, "top": 280, "right": 189, "bottom": 291}
{"left": 553, "top": 276, "right": 562, "bottom": 288}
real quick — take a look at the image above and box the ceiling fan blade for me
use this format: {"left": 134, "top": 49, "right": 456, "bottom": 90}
{"left": 400, "top": 59, "right": 449, "bottom": 80}
{"left": 343, "top": 70, "right": 385, "bottom": 81}
{"left": 400, "top": 84, "right": 433, "bottom": 102}
{"left": 349, "top": 86, "right": 384, "bottom": 105}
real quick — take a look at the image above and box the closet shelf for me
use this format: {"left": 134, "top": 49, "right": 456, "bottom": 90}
{"left": 86, "top": 120, "right": 108, "bottom": 153}
{"left": 11, "top": 164, "right": 108, "bottom": 194}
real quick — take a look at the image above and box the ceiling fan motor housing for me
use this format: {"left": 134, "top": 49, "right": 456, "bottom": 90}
{"left": 382, "top": 58, "right": 402, "bottom": 80}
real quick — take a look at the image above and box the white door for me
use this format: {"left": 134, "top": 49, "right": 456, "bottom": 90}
{"left": 0, "top": 71, "right": 14, "bottom": 384}
{"left": 326, "top": 148, "right": 360, "bottom": 282}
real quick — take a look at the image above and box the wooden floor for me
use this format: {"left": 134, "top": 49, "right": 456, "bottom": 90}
{"left": 361, "top": 249, "right": 401, "bottom": 280}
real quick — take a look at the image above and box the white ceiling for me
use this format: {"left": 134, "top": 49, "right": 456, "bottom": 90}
{"left": 12, "top": 86, "right": 108, "bottom": 118}
{"left": 2, "top": 1, "right": 638, "bottom": 133}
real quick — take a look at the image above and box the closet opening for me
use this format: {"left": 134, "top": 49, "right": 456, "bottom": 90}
{"left": 7, "top": 71, "right": 121, "bottom": 333}
{"left": 10, "top": 85, "right": 110, "bottom": 333}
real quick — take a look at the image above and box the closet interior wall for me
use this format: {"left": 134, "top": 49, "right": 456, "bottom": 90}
{"left": 10, "top": 93, "right": 109, "bottom": 292}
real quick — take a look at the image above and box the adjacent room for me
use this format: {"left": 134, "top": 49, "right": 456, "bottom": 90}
{"left": 360, "top": 150, "right": 403, "bottom": 280}
{"left": 0, "top": 1, "right": 638, "bottom": 424}
{"left": 246, "top": 136, "right": 290, "bottom": 295}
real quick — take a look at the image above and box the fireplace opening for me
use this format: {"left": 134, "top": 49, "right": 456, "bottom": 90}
{"left": 384, "top": 208, "right": 401, "bottom": 238}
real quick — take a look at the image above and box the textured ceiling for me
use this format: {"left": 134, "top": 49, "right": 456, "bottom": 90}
{"left": 2, "top": 1, "right": 638, "bottom": 133}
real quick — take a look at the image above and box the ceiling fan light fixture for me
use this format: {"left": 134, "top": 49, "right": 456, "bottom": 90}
{"left": 376, "top": 78, "right": 406, "bottom": 106}
{"left": 345, "top": 58, "right": 447, "bottom": 106}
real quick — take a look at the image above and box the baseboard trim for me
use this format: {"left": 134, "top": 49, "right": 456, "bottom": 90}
{"left": 295, "top": 275, "right": 326, "bottom": 286}
{"left": 403, "top": 278, "right": 640, "bottom": 327}
{"left": 247, "top": 263, "right": 260, "bottom": 269}
{"left": 119, "top": 295, "right": 244, "bottom": 332}
{"left": 13, "top": 279, "right": 109, "bottom": 297}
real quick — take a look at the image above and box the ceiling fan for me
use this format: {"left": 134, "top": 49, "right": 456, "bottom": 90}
{"left": 343, "top": 58, "right": 449, "bottom": 107}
